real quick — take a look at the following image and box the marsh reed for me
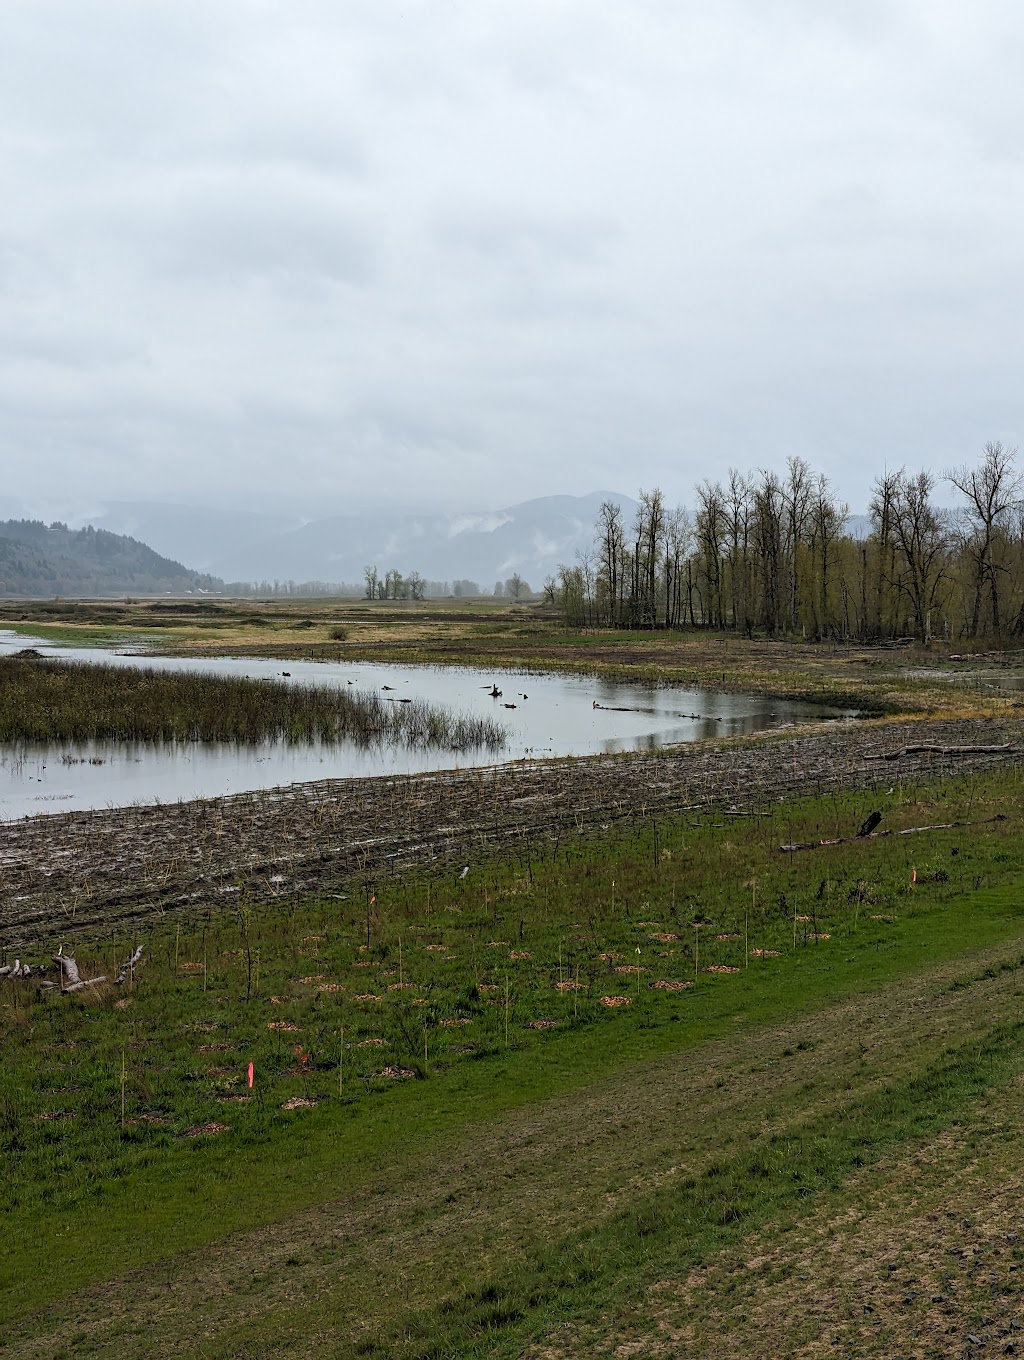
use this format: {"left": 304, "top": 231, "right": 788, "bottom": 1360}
{"left": 0, "top": 656, "right": 506, "bottom": 750}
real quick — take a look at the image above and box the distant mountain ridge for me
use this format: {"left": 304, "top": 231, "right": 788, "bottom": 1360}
{"left": 0, "top": 520, "right": 223, "bottom": 597}
{"left": 87, "top": 492, "right": 640, "bottom": 593}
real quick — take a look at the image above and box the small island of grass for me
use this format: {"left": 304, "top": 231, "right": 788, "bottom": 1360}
{"left": 0, "top": 655, "right": 506, "bottom": 750}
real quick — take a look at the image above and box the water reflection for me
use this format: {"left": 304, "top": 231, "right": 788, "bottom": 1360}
{"left": 0, "top": 630, "right": 854, "bottom": 819}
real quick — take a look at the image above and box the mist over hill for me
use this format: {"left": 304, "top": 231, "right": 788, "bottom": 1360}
{"left": 85, "top": 492, "right": 639, "bottom": 594}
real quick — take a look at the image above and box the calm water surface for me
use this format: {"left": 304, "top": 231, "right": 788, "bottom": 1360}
{"left": 0, "top": 630, "right": 853, "bottom": 819}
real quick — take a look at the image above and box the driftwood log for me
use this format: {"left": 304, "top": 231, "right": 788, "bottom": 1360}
{"left": 864, "top": 743, "right": 1014, "bottom": 761}
{"left": 116, "top": 944, "right": 144, "bottom": 985}
{"left": 52, "top": 953, "right": 106, "bottom": 992}
{"left": 779, "top": 813, "right": 1008, "bottom": 853}
{"left": 50, "top": 944, "right": 145, "bottom": 992}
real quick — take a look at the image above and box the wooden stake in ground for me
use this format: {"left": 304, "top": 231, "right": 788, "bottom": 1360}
{"left": 504, "top": 974, "right": 510, "bottom": 1048}
{"left": 339, "top": 1026, "right": 344, "bottom": 1101}
{"left": 120, "top": 1049, "right": 126, "bottom": 1130}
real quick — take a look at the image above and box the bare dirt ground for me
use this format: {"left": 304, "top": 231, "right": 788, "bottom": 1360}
{"left": 2, "top": 715, "right": 1020, "bottom": 947}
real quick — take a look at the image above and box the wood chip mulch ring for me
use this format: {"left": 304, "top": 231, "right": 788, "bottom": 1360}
{"left": 353, "top": 1037, "right": 387, "bottom": 1047}
{"left": 526, "top": 1018, "right": 560, "bottom": 1030}
{"left": 281, "top": 1096, "right": 320, "bottom": 1110}
{"left": 553, "top": 980, "right": 583, "bottom": 991}
{"left": 509, "top": 950, "right": 533, "bottom": 960}
{"left": 615, "top": 965, "right": 646, "bottom": 974}
{"left": 197, "top": 1042, "right": 232, "bottom": 1051}
{"left": 715, "top": 933, "right": 742, "bottom": 940}
{"left": 376, "top": 1066, "right": 416, "bottom": 1079}
{"left": 294, "top": 975, "right": 325, "bottom": 985}
{"left": 267, "top": 1021, "right": 301, "bottom": 1031}
{"left": 706, "top": 965, "right": 741, "bottom": 973}
{"left": 182, "top": 1121, "right": 229, "bottom": 1138}
{"left": 600, "top": 995, "right": 631, "bottom": 1007}
{"left": 178, "top": 962, "right": 205, "bottom": 973}
{"left": 218, "top": 1094, "right": 251, "bottom": 1103}
{"left": 423, "top": 944, "right": 449, "bottom": 951}
{"left": 486, "top": 941, "right": 508, "bottom": 947}
{"left": 651, "top": 979, "right": 693, "bottom": 991}
{"left": 387, "top": 982, "right": 415, "bottom": 991}
{"left": 648, "top": 932, "right": 680, "bottom": 942}
{"left": 750, "top": 949, "right": 781, "bottom": 957}
{"left": 34, "top": 1110, "right": 74, "bottom": 1122}
{"left": 317, "top": 983, "right": 345, "bottom": 993}
{"left": 269, "top": 996, "right": 290, "bottom": 1004}
{"left": 599, "top": 952, "right": 619, "bottom": 962}
{"left": 355, "top": 993, "right": 382, "bottom": 1003}
{"left": 440, "top": 1017, "right": 472, "bottom": 1026}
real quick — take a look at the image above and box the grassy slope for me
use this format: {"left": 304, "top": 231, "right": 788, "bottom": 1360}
{"left": 6, "top": 874, "right": 1024, "bottom": 1357}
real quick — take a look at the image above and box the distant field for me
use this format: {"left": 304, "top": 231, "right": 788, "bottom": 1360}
{"left": 1, "top": 593, "right": 1020, "bottom": 716}
{"left": 4, "top": 767, "right": 1024, "bottom": 1356}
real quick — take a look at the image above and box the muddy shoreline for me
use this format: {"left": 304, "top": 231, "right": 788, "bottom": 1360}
{"left": 2, "top": 717, "right": 1021, "bottom": 948}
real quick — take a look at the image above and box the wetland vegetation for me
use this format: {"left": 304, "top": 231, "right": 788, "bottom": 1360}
{"left": 0, "top": 653, "right": 506, "bottom": 750}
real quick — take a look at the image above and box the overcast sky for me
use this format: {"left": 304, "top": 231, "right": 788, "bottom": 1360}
{"left": 3, "top": 0, "right": 1024, "bottom": 520}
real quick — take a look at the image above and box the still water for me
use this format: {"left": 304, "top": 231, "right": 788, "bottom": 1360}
{"left": 0, "top": 630, "right": 853, "bottom": 819}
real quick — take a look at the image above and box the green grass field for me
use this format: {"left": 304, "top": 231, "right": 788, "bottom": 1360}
{"left": 4, "top": 768, "right": 1024, "bottom": 1355}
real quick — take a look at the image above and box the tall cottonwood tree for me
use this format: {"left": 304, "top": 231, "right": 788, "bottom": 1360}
{"left": 554, "top": 443, "right": 1024, "bottom": 644}
{"left": 947, "top": 441, "right": 1022, "bottom": 637}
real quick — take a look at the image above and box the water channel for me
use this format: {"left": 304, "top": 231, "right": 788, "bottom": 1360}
{"left": 0, "top": 630, "right": 854, "bottom": 819}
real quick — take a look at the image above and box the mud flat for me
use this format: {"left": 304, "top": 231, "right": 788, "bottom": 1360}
{"left": 3, "top": 717, "right": 1021, "bottom": 947}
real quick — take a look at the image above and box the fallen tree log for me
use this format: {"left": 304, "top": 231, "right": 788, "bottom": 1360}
{"left": 863, "top": 743, "right": 1014, "bottom": 761}
{"left": 52, "top": 953, "right": 106, "bottom": 992}
{"left": 780, "top": 812, "right": 1007, "bottom": 853}
{"left": 116, "top": 944, "right": 144, "bottom": 985}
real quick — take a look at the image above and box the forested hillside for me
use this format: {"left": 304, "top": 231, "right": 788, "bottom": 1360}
{"left": 0, "top": 520, "right": 224, "bottom": 597}
{"left": 554, "top": 442, "right": 1024, "bottom": 644}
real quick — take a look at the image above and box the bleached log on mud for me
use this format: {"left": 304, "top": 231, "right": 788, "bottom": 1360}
{"left": 779, "top": 812, "right": 1008, "bottom": 853}
{"left": 864, "top": 743, "right": 1014, "bottom": 761}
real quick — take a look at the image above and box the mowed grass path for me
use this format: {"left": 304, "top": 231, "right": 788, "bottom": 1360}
{"left": 7, "top": 875, "right": 1024, "bottom": 1358}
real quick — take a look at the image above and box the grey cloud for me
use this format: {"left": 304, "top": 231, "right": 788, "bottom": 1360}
{"left": 3, "top": 0, "right": 1024, "bottom": 519}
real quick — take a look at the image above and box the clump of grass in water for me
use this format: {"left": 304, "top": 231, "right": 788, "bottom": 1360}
{"left": 0, "top": 656, "right": 507, "bottom": 750}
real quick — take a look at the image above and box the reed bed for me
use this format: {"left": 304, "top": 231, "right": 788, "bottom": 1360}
{"left": 0, "top": 656, "right": 506, "bottom": 750}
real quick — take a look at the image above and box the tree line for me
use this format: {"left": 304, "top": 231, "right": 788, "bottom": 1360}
{"left": 549, "top": 442, "right": 1024, "bottom": 643}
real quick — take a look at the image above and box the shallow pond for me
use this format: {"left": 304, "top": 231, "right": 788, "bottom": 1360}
{"left": 0, "top": 630, "right": 853, "bottom": 819}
